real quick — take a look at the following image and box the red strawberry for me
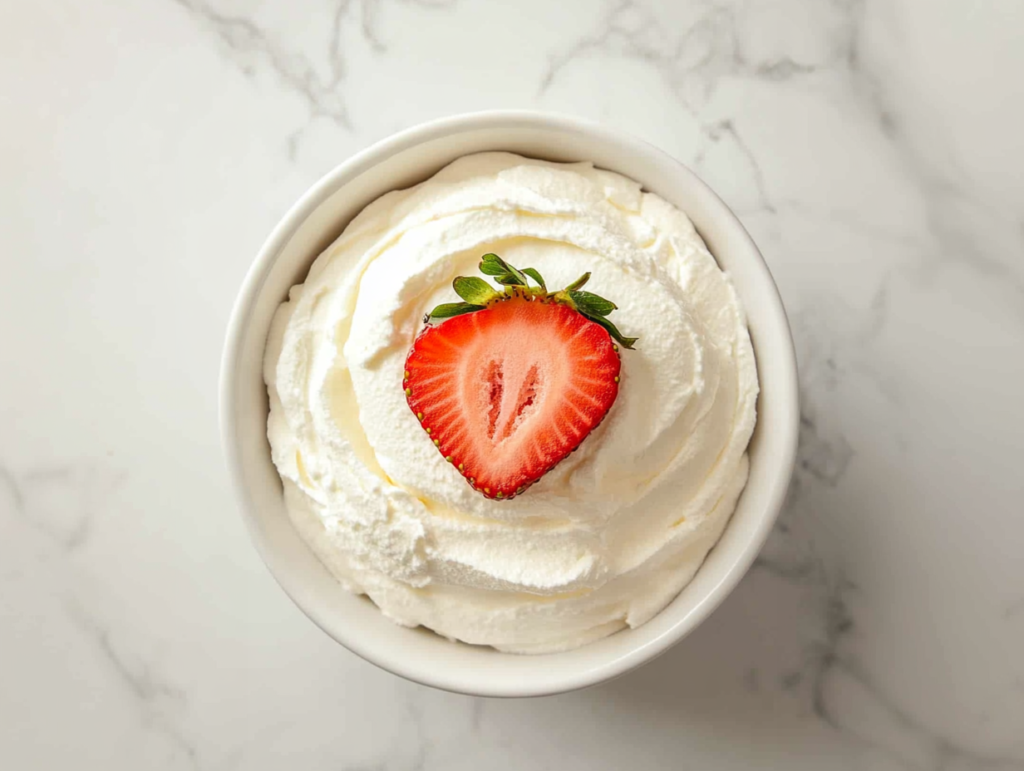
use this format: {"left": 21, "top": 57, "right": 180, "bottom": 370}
{"left": 403, "top": 254, "right": 637, "bottom": 500}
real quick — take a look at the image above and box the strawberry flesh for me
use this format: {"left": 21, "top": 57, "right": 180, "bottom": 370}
{"left": 404, "top": 296, "right": 621, "bottom": 499}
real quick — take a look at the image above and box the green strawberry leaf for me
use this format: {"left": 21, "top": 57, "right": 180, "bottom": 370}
{"left": 522, "top": 267, "right": 546, "bottom": 289}
{"left": 427, "top": 302, "right": 485, "bottom": 321}
{"left": 493, "top": 272, "right": 525, "bottom": 286}
{"left": 453, "top": 276, "right": 499, "bottom": 305}
{"left": 569, "top": 290, "right": 617, "bottom": 317}
{"left": 479, "top": 253, "right": 507, "bottom": 276}
{"left": 479, "top": 253, "right": 528, "bottom": 286}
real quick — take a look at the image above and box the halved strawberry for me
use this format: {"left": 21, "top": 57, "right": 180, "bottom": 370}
{"left": 403, "top": 254, "right": 637, "bottom": 500}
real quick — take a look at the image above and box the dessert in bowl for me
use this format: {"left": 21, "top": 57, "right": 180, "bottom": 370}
{"left": 265, "top": 152, "right": 758, "bottom": 653}
{"left": 221, "top": 112, "right": 798, "bottom": 695}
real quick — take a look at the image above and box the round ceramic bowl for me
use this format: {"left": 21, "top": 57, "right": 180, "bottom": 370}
{"left": 220, "top": 111, "right": 799, "bottom": 697}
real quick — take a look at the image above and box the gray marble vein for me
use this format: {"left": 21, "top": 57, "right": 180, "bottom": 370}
{"left": 172, "top": 0, "right": 354, "bottom": 128}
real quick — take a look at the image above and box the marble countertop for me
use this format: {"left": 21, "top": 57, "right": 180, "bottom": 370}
{"left": 3, "top": 1, "right": 1023, "bottom": 768}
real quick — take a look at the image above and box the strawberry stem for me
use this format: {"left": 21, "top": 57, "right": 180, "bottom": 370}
{"left": 565, "top": 272, "right": 591, "bottom": 291}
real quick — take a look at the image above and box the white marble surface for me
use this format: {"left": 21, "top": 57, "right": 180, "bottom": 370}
{"left": 2, "top": 0, "right": 1023, "bottom": 768}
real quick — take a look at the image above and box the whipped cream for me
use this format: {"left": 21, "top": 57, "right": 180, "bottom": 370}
{"left": 264, "top": 152, "right": 758, "bottom": 653}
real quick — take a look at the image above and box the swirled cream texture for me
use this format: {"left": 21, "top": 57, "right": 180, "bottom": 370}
{"left": 264, "top": 153, "right": 758, "bottom": 653}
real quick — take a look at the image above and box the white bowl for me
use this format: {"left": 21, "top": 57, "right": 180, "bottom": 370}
{"left": 220, "top": 111, "right": 799, "bottom": 697}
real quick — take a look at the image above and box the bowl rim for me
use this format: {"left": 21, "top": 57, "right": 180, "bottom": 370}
{"left": 220, "top": 109, "right": 799, "bottom": 697}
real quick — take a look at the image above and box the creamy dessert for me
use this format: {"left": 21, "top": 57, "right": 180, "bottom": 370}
{"left": 264, "top": 152, "right": 758, "bottom": 653}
